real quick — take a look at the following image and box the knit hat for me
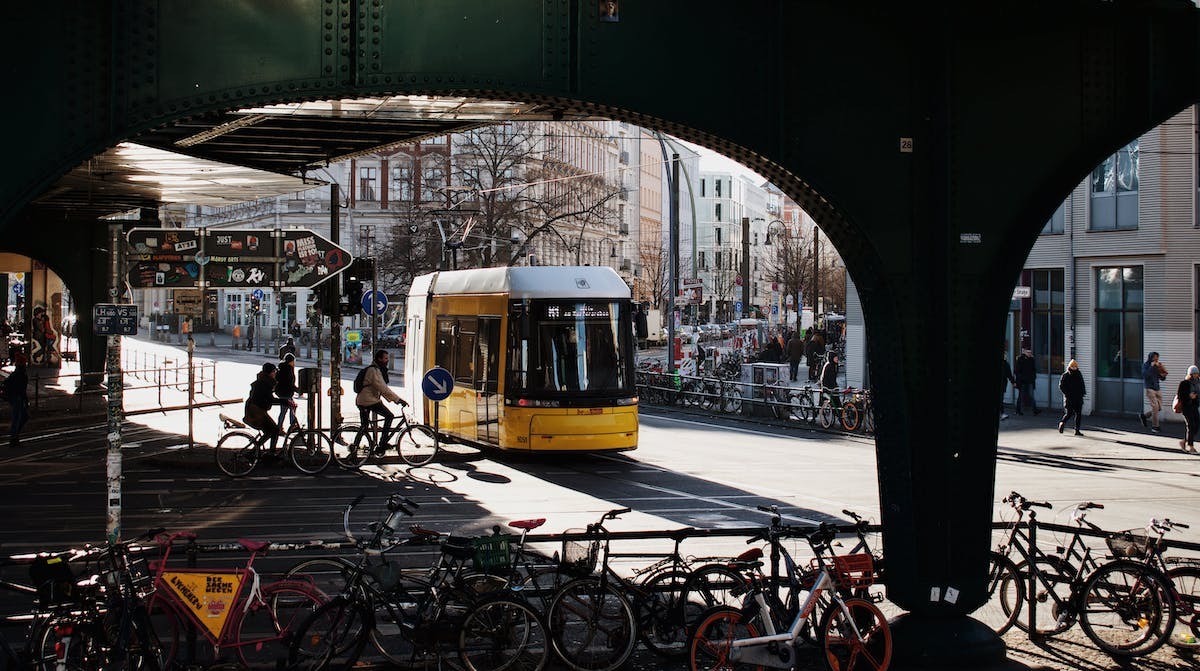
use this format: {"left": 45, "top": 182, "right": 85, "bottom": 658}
{"left": 261, "top": 362, "right": 277, "bottom": 374}
{"left": 1189, "top": 365, "right": 1199, "bottom": 376}
{"left": 1068, "top": 359, "right": 1078, "bottom": 370}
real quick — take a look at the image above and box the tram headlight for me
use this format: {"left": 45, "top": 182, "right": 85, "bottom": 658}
{"left": 615, "top": 396, "right": 638, "bottom": 406}
{"left": 514, "top": 398, "right": 562, "bottom": 408}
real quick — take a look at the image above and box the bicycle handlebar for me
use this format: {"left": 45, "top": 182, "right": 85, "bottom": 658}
{"left": 603, "top": 508, "right": 631, "bottom": 521}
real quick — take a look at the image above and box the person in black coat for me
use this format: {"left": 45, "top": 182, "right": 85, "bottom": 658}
{"left": 1058, "top": 359, "right": 1086, "bottom": 436}
{"left": 1001, "top": 350, "right": 1016, "bottom": 420}
{"left": 1014, "top": 349, "right": 1040, "bottom": 415}
{"left": 275, "top": 353, "right": 299, "bottom": 431}
{"left": 1177, "top": 365, "right": 1200, "bottom": 453}
{"left": 245, "top": 362, "right": 283, "bottom": 451}
{"left": 4, "top": 354, "right": 29, "bottom": 447}
{"left": 820, "top": 352, "right": 841, "bottom": 409}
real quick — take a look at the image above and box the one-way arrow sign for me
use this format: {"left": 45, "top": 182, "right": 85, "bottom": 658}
{"left": 421, "top": 367, "right": 454, "bottom": 401}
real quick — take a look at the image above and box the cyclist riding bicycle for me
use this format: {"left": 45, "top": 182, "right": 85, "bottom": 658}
{"left": 244, "top": 362, "right": 288, "bottom": 452}
{"left": 355, "top": 349, "right": 407, "bottom": 455}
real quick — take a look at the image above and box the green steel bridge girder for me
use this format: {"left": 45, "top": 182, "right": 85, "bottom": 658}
{"left": 5, "top": 1, "right": 1200, "bottom": 663}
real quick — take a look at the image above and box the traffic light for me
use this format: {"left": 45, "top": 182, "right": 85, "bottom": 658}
{"left": 250, "top": 297, "right": 261, "bottom": 314}
{"left": 341, "top": 278, "right": 364, "bottom": 316}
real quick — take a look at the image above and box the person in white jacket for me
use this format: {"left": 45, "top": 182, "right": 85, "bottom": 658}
{"left": 354, "top": 349, "right": 406, "bottom": 455}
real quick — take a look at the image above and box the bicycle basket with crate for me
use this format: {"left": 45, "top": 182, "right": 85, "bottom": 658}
{"left": 1105, "top": 529, "right": 1166, "bottom": 559}
{"left": 560, "top": 530, "right": 599, "bottom": 577}
{"left": 471, "top": 534, "right": 513, "bottom": 575}
{"left": 811, "top": 553, "right": 877, "bottom": 591}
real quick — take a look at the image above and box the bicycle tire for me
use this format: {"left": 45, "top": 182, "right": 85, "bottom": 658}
{"left": 459, "top": 595, "right": 549, "bottom": 671}
{"left": 236, "top": 580, "right": 326, "bottom": 668}
{"left": 688, "top": 606, "right": 762, "bottom": 671}
{"left": 1077, "top": 560, "right": 1174, "bottom": 657}
{"left": 396, "top": 423, "right": 439, "bottom": 467}
{"left": 723, "top": 388, "right": 742, "bottom": 414}
{"left": 818, "top": 401, "right": 834, "bottom": 429}
{"left": 819, "top": 597, "right": 892, "bottom": 671}
{"left": 680, "top": 564, "right": 744, "bottom": 629}
{"left": 796, "top": 392, "right": 816, "bottom": 424}
{"left": 840, "top": 401, "right": 860, "bottom": 432}
{"left": 33, "top": 616, "right": 103, "bottom": 670}
{"left": 287, "top": 428, "right": 333, "bottom": 475}
{"left": 1012, "top": 556, "right": 1077, "bottom": 635}
{"left": 547, "top": 576, "right": 637, "bottom": 671}
{"left": 288, "top": 595, "right": 371, "bottom": 671}
{"left": 1166, "top": 565, "right": 1200, "bottom": 647}
{"left": 636, "top": 569, "right": 690, "bottom": 658}
{"left": 281, "top": 557, "right": 361, "bottom": 601}
{"left": 331, "top": 424, "right": 373, "bottom": 469}
{"left": 861, "top": 407, "right": 875, "bottom": 434}
{"left": 973, "top": 552, "right": 1023, "bottom": 635}
{"left": 215, "top": 431, "right": 259, "bottom": 477}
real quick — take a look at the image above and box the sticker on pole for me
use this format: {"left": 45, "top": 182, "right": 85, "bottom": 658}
{"left": 421, "top": 367, "right": 454, "bottom": 401}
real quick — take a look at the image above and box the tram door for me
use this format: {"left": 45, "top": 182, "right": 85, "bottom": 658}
{"left": 476, "top": 317, "right": 501, "bottom": 445}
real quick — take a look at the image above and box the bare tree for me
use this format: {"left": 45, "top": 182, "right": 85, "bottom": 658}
{"left": 636, "top": 242, "right": 668, "bottom": 308}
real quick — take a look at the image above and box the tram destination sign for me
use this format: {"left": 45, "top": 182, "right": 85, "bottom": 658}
{"left": 93, "top": 304, "right": 138, "bottom": 336}
{"left": 126, "top": 228, "right": 352, "bottom": 290}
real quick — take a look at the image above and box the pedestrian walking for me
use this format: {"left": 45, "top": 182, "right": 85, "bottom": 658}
{"left": 279, "top": 336, "right": 297, "bottom": 360}
{"left": 1139, "top": 352, "right": 1167, "bottom": 433}
{"left": 1014, "top": 349, "right": 1040, "bottom": 415}
{"left": 1058, "top": 359, "right": 1086, "bottom": 436}
{"left": 806, "top": 331, "right": 826, "bottom": 382}
{"left": 275, "top": 352, "right": 299, "bottom": 431}
{"left": 1001, "top": 350, "right": 1016, "bottom": 421}
{"left": 3, "top": 354, "right": 29, "bottom": 447}
{"left": 820, "top": 352, "right": 841, "bottom": 410}
{"left": 787, "top": 331, "right": 805, "bottom": 382}
{"left": 1177, "top": 365, "right": 1200, "bottom": 453}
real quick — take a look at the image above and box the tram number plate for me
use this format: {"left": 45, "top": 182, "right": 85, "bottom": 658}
{"left": 577, "top": 408, "right": 604, "bottom": 415}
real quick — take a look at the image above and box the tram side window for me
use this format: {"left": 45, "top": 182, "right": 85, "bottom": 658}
{"left": 435, "top": 320, "right": 454, "bottom": 371}
{"left": 477, "top": 317, "right": 501, "bottom": 393}
{"left": 455, "top": 319, "right": 477, "bottom": 386}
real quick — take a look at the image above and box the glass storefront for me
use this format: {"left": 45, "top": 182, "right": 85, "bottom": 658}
{"left": 1094, "top": 266, "right": 1143, "bottom": 415}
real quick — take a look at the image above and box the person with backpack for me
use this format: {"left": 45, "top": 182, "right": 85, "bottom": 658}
{"left": 275, "top": 353, "right": 299, "bottom": 431}
{"left": 355, "top": 349, "right": 406, "bottom": 455}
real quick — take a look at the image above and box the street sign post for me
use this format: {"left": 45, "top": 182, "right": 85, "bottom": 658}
{"left": 420, "top": 367, "right": 453, "bottom": 456}
{"left": 362, "top": 290, "right": 388, "bottom": 316}
{"left": 126, "top": 227, "right": 352, "bottom": 289}
{"left": 92, "top": 304, "right": 138, "bottom": 336}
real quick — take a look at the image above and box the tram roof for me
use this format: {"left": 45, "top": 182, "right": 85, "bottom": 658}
{"left": 413, "top": 266, "right": 631, "bottom": 300}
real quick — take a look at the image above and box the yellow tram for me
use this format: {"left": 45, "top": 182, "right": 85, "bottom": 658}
{"left": 402, "top": 266, "right": 638, "bottom": 453}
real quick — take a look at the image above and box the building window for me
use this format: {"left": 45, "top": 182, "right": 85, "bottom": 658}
{"left": 714, "top": 251, "right": 722, "bottom": 269}
{"left": 700, "top": 179, "right": 706, "bottom": 197}
{"left": 1030, "top": 269, "right": 1065, "bottom": 375}
{"left": 699, "top": 251, "right": 706, "bottom": 270}
{"left": 715, "top": 179, "right": 722, "bottom": 198}
{"left": 357, "top": 167, "right": 378, "bottom": 202}
{"left": 421, "top": 162, "right": 446, "bottom": 202}
{"left": 389, "top": 160, "right": 413, "bottom": 202}
{"left": 715, "top": 203, "right": 722, "bottom": 222}
{"left": 1041, "top": 202, "right": 1065, "bottom": 235}
{"left": 715, "top": 228, "right": 721, "bottom": 245}
{"left": 1095, "top": 266, "right": 1143, "bottom": 380}
{"left": 1090, "top": 140, "right": 1139, "bottom": 231}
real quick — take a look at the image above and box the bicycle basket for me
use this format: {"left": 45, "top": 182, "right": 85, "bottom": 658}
{"left": 1105, "top": 530, "right": 1166, "bottom": 559}
{"left": 123, "top": 547, "right": 156, "bottom": 599}
{"left": 442, "top": 534, "right": 476, "bottom": 561}
{"left": 471, "top": 534, "right": 513, "bottom": 574}
{"left": 560, "top": 531, "right": 599, "bottom": 577}
{"left": 827, "top": 553, "right": 876, "bottom": 590}
{"left": 29, "top": 554, "right": 77, "bottom": 607}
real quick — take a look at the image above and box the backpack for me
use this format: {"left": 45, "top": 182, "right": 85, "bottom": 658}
{"left": 353, "top": 366, "right": 369, "bottom": 394}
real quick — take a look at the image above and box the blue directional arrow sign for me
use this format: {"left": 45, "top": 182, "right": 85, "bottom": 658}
{"left": 421, "top": 366, "right": 455, "bottom": 401}
{"left": 362, "top": 290, "right": 388, "bottom": 316}
{"left": 251, "top": 288, "right": 265, "bottom": 301}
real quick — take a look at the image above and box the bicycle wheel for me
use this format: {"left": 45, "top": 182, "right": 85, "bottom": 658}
{"left": 972, "top": 552, "right": 1023, "bottom": 635}
{"left": 289, "top": 596, "right": 371, "bottom": 671}
{"left": 796, "top": 393, "right": 816, "bottom": 424}
{"left": 331, "top": 424, "right": 373, "bottom": 469}
{"left": 396, "top": 423, "right": 439, "bottom": 467}
{"left": 459, "top": 595, "right": 549, "bottom": 671}
{"left": 1078, "top": 560, "right": 1174, "bottom": 657}
{"left": 1012, "top": 557, "right": 1076, "bottom": 635}
{"left": 236, "top": 580, "right": 326, "bottom": 668}
{"left": 288, "top": 428, "right": 333, "bottom": 475}
{"left": 1167, "top": 565, "right": 1200, "bottom": 648}
{"left": 860, "top": 407, "right": 875, "bottom": 434}
{"left": 680, "top": 564, "right": 744, "bottom": 629}
{"left": 723, "top": 388, "right": 742, "bottom": 414}
{"left": 547, "top": 576, "right": 637, "bottom": 671}
{"left": 840, "top": 401, "right": 860, "bottom": 432}
{"left": 688, "top": 606, "right": 762, "bottom": 671}
{"left": 817, "top": 401, "right": 834, "bottom": 429}
{"left": 215, "top": 431, "right": 259, "bottom": 477}
{"left": 636, "top": 569, "right": 690, "bottom": 657}
{"left": 281, "top": 557, "right": 361, "bottom": 601}
{"left": 33, "top": 616, "right": 103, "bottom": 670}
{"left": 820, "top": 597, "right": 892, "bottom": 671}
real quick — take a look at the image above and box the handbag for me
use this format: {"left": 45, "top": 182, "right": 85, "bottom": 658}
{"left": 1172, "top": 394, "right": 1183, "bottom": 414}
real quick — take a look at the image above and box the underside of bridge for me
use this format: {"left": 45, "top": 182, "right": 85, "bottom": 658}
{"left": 6, "top": 2, "right": 1200, "bottom": 666}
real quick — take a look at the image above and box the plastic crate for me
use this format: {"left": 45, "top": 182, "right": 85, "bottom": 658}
{"left": 1106, "top": 530, "right": 1165, "bottom": 560}
{"left": 471, "top": 535, "right": 513, "bottom": 574}
{"left": 830, "top": 553, "right": 876, "bottom": 589}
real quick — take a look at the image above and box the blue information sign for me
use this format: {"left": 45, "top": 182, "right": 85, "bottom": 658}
{"left": 421, "top": 366, "right": 455, "bottom": 401}
{"left": 734, "top": 301, "right": 742, "bottom": 313}
{"left": 251, "top": 288, "right": 265, "bottom": 301}
{"left": 93, "top": 304, "right": 138, "bottom": 336}
{"left": 362, "top": 290, "right": 388, "bottom": 316}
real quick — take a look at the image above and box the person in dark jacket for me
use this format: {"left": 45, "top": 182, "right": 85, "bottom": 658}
{"left": 1001, "top": 351, "right": 1016, "bottom": 421}
{"left": 806, "top": 331, "right": 826, "bottom": 382}
{"left": 820, "top": 352, "right": 841, "bottom": 410}
{"left": 275, "top": 352, "right": 299, "bottom": 431}
{"left": 4, "top": 354, "right": 29, "bottom": 447}
{"left": 1014, "top": 349, "right": 1040, "bottom": 415}
{"left": 1058, "top": 359, "right": 1086, "bottom": 436}
{"left": 1177, "top": 365, "right": 1200, "bottom": 453}
{"left": 1140, "top": 352, "right": 1166, "bottom": 433}
{"left": 787, "top": 332, "right": 805, "bottom": 382}
{"left": 245, "top": 362, "right": 283, "bottom": 451}
{"left": 762, "top": 338, "right": 783, "bottom": 364}
{"left": 278, "top": 337, "right": 297, "bottom": 360}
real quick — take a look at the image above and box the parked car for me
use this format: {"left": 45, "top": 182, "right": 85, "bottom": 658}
{"left": 377, "top": 324, "right": 405, "bottom": 348}
{"left": 699, "top": 324, "right": 721, "bottom": 342}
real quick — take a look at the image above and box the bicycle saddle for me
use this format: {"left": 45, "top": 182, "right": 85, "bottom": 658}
{"left": 736, "top": 547, "right": 764, "bottom": 562}
{"left": 408, "top": 524, "right": 443, "bottom": 538}
{"left": 237, "top": 539, "right": 270, "bottom": 552}
{"left": 508, "top": 518, "right": 546, "bottom": 531}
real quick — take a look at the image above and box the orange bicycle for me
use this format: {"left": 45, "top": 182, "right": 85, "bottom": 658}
{"left": 146, "top": 531, "right": 325, "bottom": 668}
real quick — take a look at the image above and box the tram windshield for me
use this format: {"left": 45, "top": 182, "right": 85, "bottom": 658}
{"left": 515, "top": 299, "right": 633, "bottom": 396}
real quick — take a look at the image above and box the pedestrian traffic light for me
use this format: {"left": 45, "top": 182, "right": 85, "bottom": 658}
{"left": 341, "top": 278, "right": 364, "bottom": 316}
